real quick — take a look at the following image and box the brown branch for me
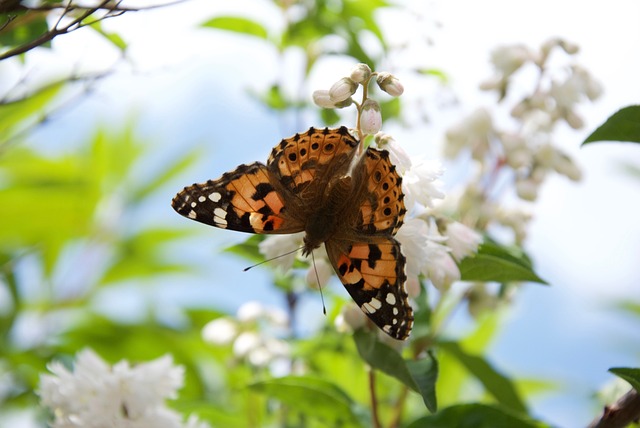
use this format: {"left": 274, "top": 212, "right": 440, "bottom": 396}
{"left": 588, "top": 389, "right": 640, "bottom": 428}
{"left": 0, "top": 0, "right": 111, "bottom": 61}
{"left": 0, "top": 0, "right": 189, "bottom": 61}
{"left": 368, "top": 367, "right": 382, "bottom": 428}
{"left": 10, "top": 0, "right": 188, "bottom": 13}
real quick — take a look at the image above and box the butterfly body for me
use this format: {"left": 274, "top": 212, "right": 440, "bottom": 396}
{"left": 172, "top": 127, "right": 414, "bottom": 339}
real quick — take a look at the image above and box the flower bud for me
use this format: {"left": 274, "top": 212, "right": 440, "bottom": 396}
{"left": 359, "top": 99, "right": 382, "bottom": 135}
{"left": 329, "top": 77, "right": 358, "bottom": 103}
{"left": 202, "top": 318, "right": 238, "bottom": 345}
{"left": 376, "top": 72, "right": 404, "bottom": 97}
{"left": 350, "top": 63, "right": 372, "bottom": 83}
{"left": 515, "top": 178, "right": 539, "bottom": 201}
{"left": 558, "top": 39, "right": 580, "bottom": 55}
{"left": 565, "top": 110, "right": 584, "bottom": 129}
{"left": 445, "top": 221, "right": 483, "bottom": 261}
{"left": 312, "top": 89, "right": 336, "bottom": 109}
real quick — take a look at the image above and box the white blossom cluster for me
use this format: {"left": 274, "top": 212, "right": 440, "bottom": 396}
{"left": 439, "top": 38, "right": 601, "bottom": 316}
{"left": 444, "top": 38, "right": 601, "bottom": 243}
{"left": 202, "top": 301, "right": 291, "bottom": 371}
{"left": 39, "top": 349, "right": 209, "bottom": 428}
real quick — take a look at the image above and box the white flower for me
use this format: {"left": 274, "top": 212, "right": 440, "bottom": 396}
{"left": 376, "top": 72, "right": 404, "bottom": 97}
{"left": 402, "top": 160, "right": 445, "bottom": 210}
{"left": 312, "top": 90, "right": 336, "bottom": 109}
{"left": 396, "top": 218, "right": 430, "bottom": 279}
{"left": 359, "top": 99, "right": 382, "bottom": 135}
{"left": 500, "top": 132, "right": 532, "bottom": 169}
{"left": 329, "top": 77, "right": 358, "bottom": 103}
{"left": 444, "top": 107, "right": 494, "bottom": 160}
{"left": 233, "top": 331, "right": 262, "bottom": 358}
{"left": 237, "top": 301, "right": 266, "bottom": 323}
{"left": 335, "top": 304, "right": 367, "bottom": 333}
{"left": 305, "top": 254, "right": 333, "bottom": 289}
{"left": 38, "top": 349, "right": 206, "bottom": 428}
{"left": 258, "top": 232, "right": 304, "bottom": 272}
{"left": 374, "top": 132, "right": 412, "bottom": 173}
{"left": 423, "top": 242, "right": 460, "bottom": 290}
{"left": 490, "top": 44, "right": 533, "bottom": 76}
{"left": 445, "top": 221, "right": 483, "bottom": 261}
{"left": 350, "top": 63, "right": 371, "bottom": 83}
{"left": 515, "top": 177, "right": 540, "bottom": 201}
{"left": 417, "top": 220, "right": 461, "bottom": 290}
{"left": 232, "top": 331, "right": 290, "bottom": 368}
{"left": 202, "top": 318, "right": 238, "bottom": 345}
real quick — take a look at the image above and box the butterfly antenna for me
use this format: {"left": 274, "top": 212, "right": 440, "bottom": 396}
{"left": 243, "top": 246, "right": 303, "bottom": 272}
{"left": 311, "top": 250, "right": 327, "bottom": 315}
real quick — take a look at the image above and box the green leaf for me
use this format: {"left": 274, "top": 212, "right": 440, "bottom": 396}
{"left": 320, "top": 108, "right": 341, "bottom": 125}
{"left": 406, "top": 352, "right": 439, "bottom": 412}
{"left": 417, "top": 68, "right": 449, "bottom": 84}
{"left": 224, "top": 235, "right": 265, "bottom": 263}
{"left": 380, "top": 97, "right": 401, "bottom": 121}
{"left": 89, "top": 21, "right": 127, "bottom": 51}
{"left": 353, "top": 330, "right": 418, "bottom": 391}
{"left": 459, "top": 241, "right": 547, "bottom": 284}
{"left": 582, "top": 105, "right": 640, "bottom": 145}
{"left": 0, "top": 10, "right": 49, "bottom": 50}
{"left": 406, "top": 403, "right": 548, "bottom": 428}
{"left": 249, "top": 376, "right": 364, "bottom": 427}
{"left": 439, "top": 341, "right": 527, "bottom": 413}
{"left": 609, "top": 367, "right": 640, "bottom": 393}
{"left": 133, "top": 147, "right": 202, "bottom": 199}
{"left": 0, "top": 81, "right": 64, "bottom": 143}
{"left": 201, "top": 16, "right": 268, "bottom": 39}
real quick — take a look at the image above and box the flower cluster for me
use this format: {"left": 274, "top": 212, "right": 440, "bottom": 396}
{"left": 202, "top": 301, "right": 291, "bottom": 372}
{"left": 39, "top": 349, "right": 208, "bottom": 428}
{"left": 441, "top": 38, "right": 601, "bottom": 315}
{"left": 313, "top": 64, "right": 404, "bottom": 136}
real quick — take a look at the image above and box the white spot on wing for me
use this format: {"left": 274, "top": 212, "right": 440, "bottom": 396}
{"left": 386, "top": 293, "right": 397, "bottom": 305}
{"left": 188, "top": 210, "right": 197, "bottom": 219}
{"left": 362, "top": 302, "right": 376, "bottom": 313}
{"left": 198, "top": 196, "right": 206, "bottom": 202}
{"left": 191, "top": 202, "right": 197, "bottom": 208}
{"left": 393, "top": 307, "right": 399, "bottom": 315}
{"left": 369, "top": 298, "right": 382, "bottom": 310}
{"left": 209, "top": 192, "right": 222, "bottom": 202}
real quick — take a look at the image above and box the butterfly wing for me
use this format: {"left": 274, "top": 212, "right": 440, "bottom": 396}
{"left": 352, "top": 147, "right": 407, "bottom": 235}
{"left": 267, "top": 126, "right": 359, "bottom": 202}
{"left": 325, "top": 146, "right": 413, "bottom": 340}
{"left": 172, "top": 162, "right": 304, "bottom": 234}
{"left": 325, "top": 237, "right": 413, "bottom": 340}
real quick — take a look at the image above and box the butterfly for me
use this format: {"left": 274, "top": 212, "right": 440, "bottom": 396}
{"left": 171, "top": 127, "right": 413, "bottom": 340}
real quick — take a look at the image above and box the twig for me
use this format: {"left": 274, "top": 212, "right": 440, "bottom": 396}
{"left": 0, "top": 0, "right": 111, "bottom": 61}
{"left": 368, "top": 367, "right": 382, "bottom": 428}
{"left": 588, "top": 389, "right": 640, "bottom": 428}
{"left": 0, "top": 0, "right": 189, "bottom": 61}
{"left": 388, "top": 386, "right": 409, "bottom": 428}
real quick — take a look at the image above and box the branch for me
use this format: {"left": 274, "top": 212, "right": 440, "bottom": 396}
{"left": 0, "top": 0, "right": 189, "bottom": 61}
{"left": 0, "top": 0, "right": 111, "bottom": 61}
{"left": 588, "top": 389, "right": 640, "bottom": 428}
{"left": 8, "top": 0, "right": 187, "bottom": 13}
{"left": 368, "top": 368, "right": 382, "bottom": 428}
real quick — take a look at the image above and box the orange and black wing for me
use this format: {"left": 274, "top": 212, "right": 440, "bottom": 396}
{"left": 352, "top": 148, "right": 406, "bottom": 236}
{"left": 266, "top": 126, "right": 359, "bottom": 201}
{"left": 172, "top": 162, "right": 304, "bottom": 234}
{"left": 325, "top": 236, "right": 413, "bottom": 340}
